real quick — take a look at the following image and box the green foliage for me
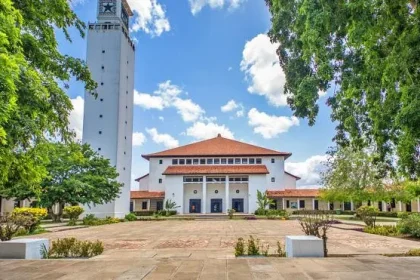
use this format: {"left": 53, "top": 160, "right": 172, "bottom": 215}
{"left": 266, "top": 0, "right": 420, "bottom": 179}
{"left": 0, "top": 0, "right": 96, "bottom": 194}
{"left": 356, "top": 206, "right": 379, "bottom": 227}
{"left": 164, "top": 199, "right": 180, "bottom": 216}
{"left": 277, "top": 241, "right": 286, "bottom": 257}
{"left": 234, "top": 237, "right": 245, "bottom": 257}
{"left": 247, "top": 235, "right": 261, "bottom": 256}
{"left": 398, "top": 213, "right": 420, "bottom": 238}
{"left": 0, "top": 213, "right": 38, "bottom": 241}
{"left": 256, "top": 190, "right": 275, "bottom": 213}
{"left": 228, "top": 209, "right": 236, "bottom": 219}
{"left": 11, "top": 208, "right": 46, "bottom": 233}
{"left": 363, "top": 225, "right": 400, "bottom": 236}
{"left": 298, "top": 213, "right": 334, "bottom": 257}
{"left": 265, "top": 209, "right": 289, "bottom": 219}
{"left": 5, "top": 143, "right": 122, "bottom": 222}
{"left": 82, "top": 214, "right": 120, "bottom": 226}
{"left": 124, "top": 213, "right": 137, "bottom": 221}
{"left": 407, "top": 248, "right": 420, "bottom": 256}
{"left": 64, "top": 206, "right": 84, "bottom": 222}
{"left": 46, "top": 238, "right": 104, "bottom": 258}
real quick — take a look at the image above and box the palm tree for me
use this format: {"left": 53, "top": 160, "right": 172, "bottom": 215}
{"left": 164, "top": 199, "right": 180, "bottom": 216}
{"left": 256, "top": 190, "right": 274, "bottom": 213}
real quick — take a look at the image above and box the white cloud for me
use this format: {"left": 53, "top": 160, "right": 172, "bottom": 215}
{"left": 247, "top": 108, "right": 299, "bottom": 139}
{"left": 146, "top": 128, "right": 179, "bottom": 148}
{"left": 285, "top": 155, "right": 328, "bottom": 187}
{"left": 236, "top": 108, "right": 244, "bottom": 117}
{"left": 128, "top": 0, "right": 170, "bottom": 37}
{"left": 69, "top": 96, "right": 84, "bottom": 140}
{"left": 134, "top": 90, "right": 164, "bottom": 110}
{"left": 186, "top": 121, "right": 234, "bottom": 140}
{"left": 318, "top": 90, "right": 327, "bottom": 97}
{"left": 240, "top": 34, "right": 288, "bottom": 107}
{"left": 228, "top": 66, "right": 233, "bottom": 71}
{"left": 132, "top": 132, "right": 146, "bottom": 147}
{"left": 69, "top": 0, "right": 86, "bottom": 7}
{"left": 221, "top": 100, "right": 238, "bottom": 112}
{"left": 189, "top": 0, "right": 246, "bottom": 15}
{"left": 134, "top": 81, "right": 205, "bottom": 122}
{"left": 159, "top": 116, "right": 164, "bottom": 121}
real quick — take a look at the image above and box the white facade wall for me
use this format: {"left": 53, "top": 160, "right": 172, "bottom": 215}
{"left": 164, "top": 175, "right": 184, "bottom": 214}
{"left": 248, "top": 175, "right": 267, "bottom": 214}
{"left": 138, "top": 175, "right": 149, "bottom": 191}
{"left": 229, "top": 183, "right": 249, "bottom": 213}
{"left": 82, "top": 2, "right": 135, "bottom": 218}
{"left": 206, "top": 183, "right": 225, "bottom": 213}
{"left": 149, "top": 158, "right": 171, "bottom": 191}
{"left": 183, "top": 183, "right": 203, "bottom": 213}
{"left": 284, "top": 173, "right": 297, "bottom": 189}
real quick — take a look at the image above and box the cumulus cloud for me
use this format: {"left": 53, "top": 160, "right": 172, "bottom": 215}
{"left": 186, "top": 121, "right": 234, "bottom": 140}
{"left": 228, "top": 66, "right": 233, "bottom": 71}
{"left": 127, "top": 0, "right": 170, "bottom": 37}
{"left": 68, "top": 96, "right": 84, "bottom": 140}
{"left": 247, "top": 108, "right": 299, "bottom": 139}
{"left": 285, "top": 155, "right": 328, "bottom": 187}
{"left": 221, "top": 100, "right": 239, "bottom": 112}
{"left": 146, "top": 128, "right": 179, "bottom": 148}
{"left": 189, "top": 0, "right": 246, "bottom": 15}
{"left": 132, "top": 132, "right": 146, "bottom": 146}
{"left": 240, "top": 34, "right": 288, "bottom": 107}
{"left": 159, "top": 116, "right": 164, "bottom": 121}
{"left": 68, "top": 0, "right": 86, "bottom": 7}
{"left": 134, "top": 81, "right": 205, "bottom": 122}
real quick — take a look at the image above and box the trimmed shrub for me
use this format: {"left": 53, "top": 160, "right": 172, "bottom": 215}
{"left": 45, "top": 238, "right": 104, "bottom": 258}
{"left": 133, "top": 211, "right": 155, "bottom": 216}
{"left": 277, "top": 241, "right": 286, "bottom": 257}
{"left": 356, "top": 206, "right": 379, "bottom": 227}
{"left": 247, "top": 235, "right": 260, "bottom": 256}
{"left": 292, "top": 210, "right": 356, "bottom": 215}
{"left": 228, "top": 209, "right": 236, "bottom": 219}
{"left": 12, "top": 208, "right": 47, "bottom": 233}
{"left": 125, "top": 213, "right": 137, "bottom": 221}
{"left": 234, "top": 237, "right": 245, "bottom": 257}
{"left": 398, "top": 213, "right": 420, "bottom": 238}
{"left": 363, "top": 225, "right": 400, "bottom": 236}
{"left": 64, "top": 206, "right": 84, "bottom": 223}
{"left": 407, "top": 248, "right": 420, "bottom": 256}
{"left": 82, "top": 214, "right": 120, "bottom": 226}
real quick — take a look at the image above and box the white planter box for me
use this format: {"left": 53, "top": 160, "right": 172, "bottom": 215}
{"left": 0, "top": 238, "right": 49, "bottom": 259}
{"left": 285, "top": 236, "right": 324, "bottom": 258}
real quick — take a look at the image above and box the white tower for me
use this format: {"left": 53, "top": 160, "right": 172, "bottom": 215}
{"left": 82, "top": 0, "right": 135, "bottom": 218}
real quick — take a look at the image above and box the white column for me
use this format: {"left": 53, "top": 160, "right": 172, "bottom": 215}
{"left": 350, "top": 201, "right": 354, "bottom": 211}
{"left": 282, "top": 198, "right": 285, "bottom": 210}
{"left": 297, "top": 199, "right": 300, "bottom": 210}
{"left": 132, "top": 200, "right": 135, "bottom": 212}
{"left": 225, "top": 176, "right": 229, "bottom": 213}
{"left": 312, "top": 198, "right": 315, "bottom": 210}
{"left": 202, "top": 176, "right": 207, "bottom": 214}
{"left": 418, "top": 198, "right": 420, "bottom": 213}
{"left": 399, "top": 201, "right": 402, "bottom": 212}
{"left": 382, "top": 201, "right": 387, "bottom": 212}
{"left": 148, "top": 199, "right": 151, "bottom": 211}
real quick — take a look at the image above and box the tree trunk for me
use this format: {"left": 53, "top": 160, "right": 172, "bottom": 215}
{"left": 322, "top": 235, "right": 328, "bottom": 257}
{"left": 48, "top": 203, "right": 63, "bottom": 223}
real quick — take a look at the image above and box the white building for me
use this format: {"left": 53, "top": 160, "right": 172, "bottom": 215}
{"left": 82, "top": 0, "right": 135, "bottom": 218}
{"left": 131, "top": 134, "right": 301, "bottom": 214}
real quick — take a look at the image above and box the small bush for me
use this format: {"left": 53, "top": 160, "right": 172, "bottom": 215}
{"left": 247, "top": 235, "right": 260, "bottom": 256}
{"left": 398, "top": 213, "right": 420, "bottom": 238}
{"left": 234, "top": 237, "right": 245, "bottom": 257}
{"left": 356, "top": 206, "right": 379, "bottom": 227}
{"left": 125, "top": 213, "right": 137, "bottom": 221}
{"left": 266, "top": 209, "right": 289, "bottom": 219}
{"left": 133, "top": 211, "right": 155, "bottom": 216}
{"left": 228, "top": 209, "right": 236, "bottom": 219}
{"left": 406, "top": 248, "right": 420, "bottom": 256}
{"left": 64, "top": 206, "right": 84, "bottom": 223}
{"left": 82, "top": 214, "right": 120, "bottom": 226}
{"left": 46, "top": 238, "right": 104, "bottom": 258}
{"left": 363, "top": 225, "right": 400, "bottom": 236}
{"left": 254, "top": 208, "right": 267, "bottom": 215}
{"left": 12, "top": 208, "right": 47, "bottom": 219}
{"left": 12, "top": 208, "right": 47, "bottom": 233}
{"left": 277, "top": 241, "right": 286, "bottom": 257}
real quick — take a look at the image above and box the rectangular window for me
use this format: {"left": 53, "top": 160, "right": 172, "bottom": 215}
{"left": 314, "top": 200, "right": 319, "bottom": 210}
{"left": 221, "top": 158, "right": 227, "bottom": 164}
{"left": 193, "top": 159, "right": 199, "bottom": 165}
{"left": 271, "top": 177, "right": 275, "bottom": 182}
{"left": 256, "top": 158, "right": 262, "bottom": 164}
{"left": 286, "top": 200, "right": 290, "bottom": 208}
{"left": 242, "top": 158, "right": 248, "bottom": 164}
{"left": 207, "top": 158, "right": 213, "bottom": 164}
{"left": 172, "top": 159, "right": 178, "bottom": 165}
{"left": 249, "top": 158, "right": 255, "bottom": 164}
{"left": 142, "top": 201, "right": 147, "bottom": 210}
{"left": 271, "top": 158, "right": 275, "bottom": 163}
{"left": 158, "top": 179, "right": 162, "bottom": 184}
{"left": 228, "top": 158, "right": 234, "bottom": 164}
{"left": 183, "top": 176, "right": 203, "bottom": 182}
{"left": 159, "top": 159, "right": 163, "bottom": 164}
{"left": 299, "top": 200, "right": 305, "bottom": 209}
{"left": 241, "top": 177, "right": 248, "bottom": 182}
{"left": 214, "top": 158, "right": 220, "bottom": 164}
{"left": 200, "top": 159, "right": 205, "bottom": 164}
{"left": 186, "top": 159, "right": 192, "bottom": 165}
{"left": 235, "top": 158, "right": 241, "bottom": 164}
{"left": 179, "top": 159, "right": 185, "bottom": 165}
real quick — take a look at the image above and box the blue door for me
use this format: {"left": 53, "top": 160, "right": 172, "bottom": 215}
{"left": 189, "top": 199, "right": 201, "bottom": 213}
{"left": 232, "top": 199, "right": 244, "bottom": 213}
{"left": 211, "top": 199, "right": 222, "bottom": 213}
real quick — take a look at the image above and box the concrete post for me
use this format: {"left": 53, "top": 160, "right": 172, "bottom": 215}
{"left": 418, "top": 198, "right": 420, "bottom": 213}
{"left": 282, "top": 198, "right": 285, "bottom": 210}
{"left": 383, "top": 201, "right": 387, "bottom": 212}
{"left": 225, "top": 176, "right": 229, "bottom": 213}
{"left": 312, "top": 198, "right": 315, "bottom": 210}
{"left": 297, "top": 199, "right": 300, "bottom": 210}
{"left": 202, "top": 176, "right": 207, "bottom": 214}
{"left": 399, "top": 201, "right": 402, "bottom": 212}
{"left": 350, "top": 201, "right": 354, "bottom": 211}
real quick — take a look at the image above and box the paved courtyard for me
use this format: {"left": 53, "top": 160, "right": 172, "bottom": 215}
{"left": 1, "top": 220, "right": 420, "bottom": 279}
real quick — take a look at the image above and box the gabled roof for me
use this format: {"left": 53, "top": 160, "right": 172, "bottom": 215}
{"left": 267, "top": 189, "right": 319, "bottom": 198}
{"left": 134, "top": 173, "right": 149, "bottom": 182}
{"left": 131, "top": 191, "right": 164, "bottom": 199}
{"left": 142, "top": 134, "right": 291, "bottom": 160}
{"left": 285, "top": 171, "right": 301, "bottom": 180}
{"left": 163, "top": 165, "right": 269, "bottom": 175}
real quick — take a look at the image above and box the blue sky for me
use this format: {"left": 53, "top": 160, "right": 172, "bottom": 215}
{"left": 63, "top": 0, "right": 336, "bottom": 188}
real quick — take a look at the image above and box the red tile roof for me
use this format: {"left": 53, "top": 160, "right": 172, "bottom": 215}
{"left": 163, "top": 165, "right": 269, "bottom": 175}
{"left": 285, "top": 171, "right": 301, "bottom": 180}
{"left": 130, "top": 191, "right": 165, "bottom": 199}
{"left": 267, "top": 189, "right": 320, "bottom": 198}
{"left": 134, "top": 173, "right": 149, "bottom": 182}
{"left": 142, "top": 134, "right": 291, "bottom": 160}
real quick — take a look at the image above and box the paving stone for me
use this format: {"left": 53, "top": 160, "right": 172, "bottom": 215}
{"left": 279, "top": 272, "right": 310, "bottom": 280}
{"left": 115, "top": 266, "right": 155, "bottom": 280}
{"left": 227, "top": 272, "right": 253, "bottom": 280}
{"left": 172, "top": 272, "right": 200, "bottom": 280}
{"left": 252, "top": 272, "right": 285, "bottom": 279}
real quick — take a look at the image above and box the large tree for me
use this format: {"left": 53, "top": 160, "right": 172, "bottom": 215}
{"left": 266, "top": 0, "right": 420, "bottom": 179}
{"left": 0, "top": 0, "right": 96, "bottom": 193}
{"left": 4, "top": 142, "right": 122, "bottom": 222}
